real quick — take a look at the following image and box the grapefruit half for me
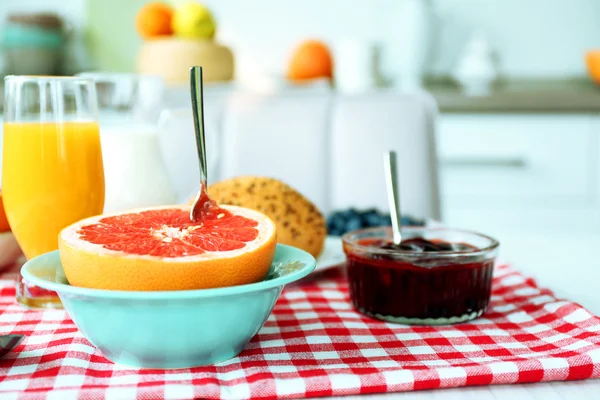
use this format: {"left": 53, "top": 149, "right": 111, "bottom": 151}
{"left": 59, "top": 205, "right": 277, "bottom": 291}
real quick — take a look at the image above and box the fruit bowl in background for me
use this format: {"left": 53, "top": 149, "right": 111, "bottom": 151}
{"left": 585, "top": 50, "right": 600, "bottom": 85}
{"left": 21, "top": 244, "right": 316, "bottom": 369}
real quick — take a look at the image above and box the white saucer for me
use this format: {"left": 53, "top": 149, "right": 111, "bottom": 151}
{"left": 315, "top": 236, "right": 345, "bottom": 272}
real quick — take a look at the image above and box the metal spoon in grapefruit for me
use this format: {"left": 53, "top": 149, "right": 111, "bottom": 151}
{"left": 58, "top": 205, "right": 277, "bottom": 291}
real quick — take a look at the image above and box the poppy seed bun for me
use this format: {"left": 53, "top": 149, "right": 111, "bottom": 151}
{"left": 207, "top": 176, "right": 326, "bottom": 257}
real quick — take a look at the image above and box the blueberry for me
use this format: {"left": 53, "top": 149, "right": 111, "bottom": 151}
{"left": 362, "top": 210, "right": 381, "bottom": 227}
{"left": 378, "top": 213, "right": 392, "bottom": 226}
{"left": 333, "top": 214, "right": 346, "bottom": 229}
{"left": 401, "top": 216, "right": 425, "bottom": 227}
{"left": 328, "top": 208, "right": 428, "bottom": 235}
{"left": 326, "top": 213, "right": 347, "bottom": 236}
{"left": 345, "top": 215, "right": 362, "bottom": 233}
{"left": 337, "top": 209, "right": 355, "bottom": 222}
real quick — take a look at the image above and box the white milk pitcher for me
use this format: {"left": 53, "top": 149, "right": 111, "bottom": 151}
{"left": 79, "top": 73, "right": 176, "bottom": 213}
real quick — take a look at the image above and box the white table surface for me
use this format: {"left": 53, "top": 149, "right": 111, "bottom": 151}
{"left": 329, "top": 231, "right": 600, "bottom": 400}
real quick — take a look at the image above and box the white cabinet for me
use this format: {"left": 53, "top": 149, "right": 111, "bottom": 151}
{"left": 438, "top": 113, "right": 600, "bottom": 233}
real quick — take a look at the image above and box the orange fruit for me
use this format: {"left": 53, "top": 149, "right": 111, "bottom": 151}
{"left": 59, "top": 205, "right": 277, "bottom": 291}
{"left": 586, "top": 51, "right": 600, "bottom": 84}
{"left": 287, "top": 40, "right": 333, "bottom": 82}
{"left": 136, "top": 2, "right": 174, "bottom": 39}
{"left": 0, "top": 192, "right": 10, "bottom": 232}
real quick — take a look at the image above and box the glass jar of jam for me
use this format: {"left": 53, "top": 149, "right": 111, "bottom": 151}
{"left": 342, "top": 227, "right": 499, "bottom": 325}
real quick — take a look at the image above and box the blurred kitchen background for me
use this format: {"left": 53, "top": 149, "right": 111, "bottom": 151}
{"left": 2, "top": 0, "right": 600, "bottom": 236}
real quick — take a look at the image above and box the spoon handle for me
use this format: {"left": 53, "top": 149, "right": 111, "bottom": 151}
{"left": 384, "top": 151, "right": 403, "bottom": 245}
{"left": 190, "top": 66, "right": 208, "bottom": 193}
{"left": 0, "top": 334, "right": 24, "bottom": 357}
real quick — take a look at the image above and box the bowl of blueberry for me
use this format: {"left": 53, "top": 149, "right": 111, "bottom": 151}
{"left": 342, "top": 226, "right": 499, "bottom": 325}
{"left": 326, "top": 208, "right": 425, "bottom": 237}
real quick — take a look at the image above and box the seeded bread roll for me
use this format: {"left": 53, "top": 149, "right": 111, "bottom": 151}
{"left": 207, "top": 176, "right": 326, "bottom": 258}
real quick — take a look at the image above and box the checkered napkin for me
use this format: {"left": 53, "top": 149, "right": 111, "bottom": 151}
{"left": 1, "top": 263, "right": 600, "bottom": 400}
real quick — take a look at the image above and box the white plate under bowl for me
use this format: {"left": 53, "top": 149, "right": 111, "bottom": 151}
{"left": 315, "top": 236, "right": 345, "bottom": 272}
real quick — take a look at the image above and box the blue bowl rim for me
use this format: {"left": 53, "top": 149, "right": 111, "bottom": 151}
{"left": 21, "top": 244, "right": 316, "bottom": 300}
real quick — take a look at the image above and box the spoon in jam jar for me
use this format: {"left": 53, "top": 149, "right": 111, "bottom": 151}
{"left": 189, "top": 66, "right": 217, "bottom": 221}
{"left": 384, "top": 151, "right": 403, "bottom": 245}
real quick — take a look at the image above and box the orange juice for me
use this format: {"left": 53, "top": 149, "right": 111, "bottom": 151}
{"left": 2, "top": 121, "right": 105, "bottom": 259}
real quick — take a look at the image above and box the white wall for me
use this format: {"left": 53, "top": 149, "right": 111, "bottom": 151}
{"left": 431, "top": 0, "right": 600, "bottom": 77}
{"left": 202, "top": 0, "right": 600, "bottom": 80}
{"left": 0, "top": 0, "right": 86, "bottom": 28}
{"left": 1, "top": 0, "right": 597, "bottom": 80}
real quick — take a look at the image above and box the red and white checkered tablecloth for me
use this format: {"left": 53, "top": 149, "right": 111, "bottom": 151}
{"left": 0, "top": 262, "right": 599, "bottom": 400}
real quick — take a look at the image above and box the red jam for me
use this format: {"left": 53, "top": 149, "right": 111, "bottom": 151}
{"left": 344, "top": 236, "right": 495, "bottom": 324}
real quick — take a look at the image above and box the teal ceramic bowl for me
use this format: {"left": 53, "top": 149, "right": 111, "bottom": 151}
{"left": 22, "top": 245, "right": 316, "bottom": 369}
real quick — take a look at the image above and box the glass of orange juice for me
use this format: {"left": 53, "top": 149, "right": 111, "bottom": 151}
{"left": 2, "top": 76, "right": 105, "bottom": 309}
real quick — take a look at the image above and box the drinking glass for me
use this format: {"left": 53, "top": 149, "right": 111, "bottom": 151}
{"left": 2, "top": 76, "right": 105, "bottom": 309}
